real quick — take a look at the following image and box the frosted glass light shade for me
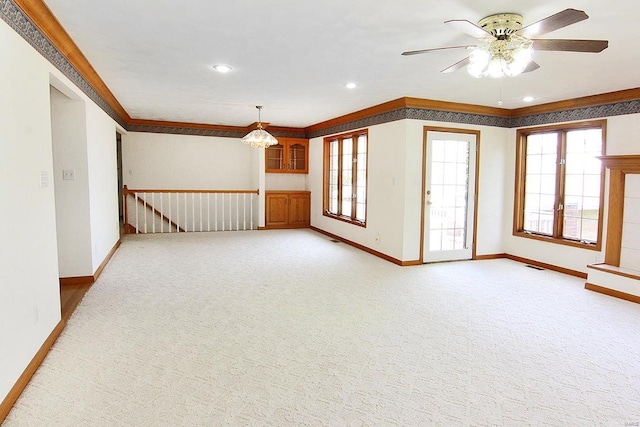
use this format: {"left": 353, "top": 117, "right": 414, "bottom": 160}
{"left": 241, "top": 128, "right": 278, "bottom": 148}
{"left": 467, "top": 38, "right": 533, "bottom": 79}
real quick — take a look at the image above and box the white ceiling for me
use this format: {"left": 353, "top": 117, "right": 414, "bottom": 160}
{"left": 43, "top": 0, "right": 640, "bottom": 128}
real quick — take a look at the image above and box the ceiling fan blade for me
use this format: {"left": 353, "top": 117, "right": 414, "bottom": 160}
{"left": 517, "top": 8, "right": 588, "bottom": 38}
{"left": 532, "top": 39, "right": 609, "bottom": 53}
{"left": 445, "top": 19, "right": 495, "bottom": 39}
{"left": 401, "top": 45, "right": 475, "bottom": 56}
{"left": 441, "top": 57, "right": 470, "bottom": 73}
{"left": 523, "top": 61, "right": 540, "bottom": 73}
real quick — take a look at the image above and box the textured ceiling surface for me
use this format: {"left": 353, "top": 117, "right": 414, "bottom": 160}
{"left": 42, "top": 0, "right": 640, "bottom": 127}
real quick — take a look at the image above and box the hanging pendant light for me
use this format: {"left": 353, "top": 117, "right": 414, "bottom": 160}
{"left": 241, "top": 106, "right": 278, "bottom": 148}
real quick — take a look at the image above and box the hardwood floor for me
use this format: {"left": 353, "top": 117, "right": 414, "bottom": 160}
{"left": 60, "top": 282, "right": 92, "bottom": 322}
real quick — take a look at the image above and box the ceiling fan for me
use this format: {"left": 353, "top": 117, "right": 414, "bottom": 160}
{"left": 402, "top": 8, "right": 609, "bottom": 78}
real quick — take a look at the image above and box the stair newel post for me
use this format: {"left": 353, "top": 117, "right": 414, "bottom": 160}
{"left": 123, "top": 185, "right": 129, "bottom": 234}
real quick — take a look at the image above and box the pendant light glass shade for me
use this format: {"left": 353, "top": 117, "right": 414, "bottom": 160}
{"left": 242, "top": 106, "right": 278, "bottom": 148}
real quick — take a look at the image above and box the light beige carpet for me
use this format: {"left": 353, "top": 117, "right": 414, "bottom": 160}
{"left": 4, "top": 229, "right": 640, "bottom": 426}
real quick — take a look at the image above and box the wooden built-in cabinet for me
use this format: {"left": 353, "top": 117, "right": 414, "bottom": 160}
{"left": 265, "top": 138, "right": 309, "bottom": 174}
{"left": 265, "top": 191, "right": 310, "bottom": 229}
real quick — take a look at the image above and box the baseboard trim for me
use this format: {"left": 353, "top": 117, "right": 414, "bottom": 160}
{"left": 93, "top": 239, "right": 121, "bottom": 281}
{"left": 585, "top": 282, "right": 640, "bottom": 305}
{"left": 59, "top": 276, "right": 94, "bottom": 286}
{"left": 310, "top": 226, "right": 416, "bottom": 266}
{"left": 0, "top": 320, "right": 65, "bottom": 422}
{"left": 504, "top": 254, "right": 587, "bottom": 279}
{"left": 58, "top": 239, "right": 121, "bottom": 286}
{"left": 474, "top": 253, "right": 507, "bottom": 260}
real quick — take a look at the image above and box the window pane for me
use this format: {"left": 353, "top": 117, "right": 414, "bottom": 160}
{"left": 341, "top": 138, "right": 353, "bottom": 217}
{"left": 323, "top": 132, "right": 367, "bottom": 225}
{"left": 523, "top": 133, "right": 557, "bottom": 235}
{"left": 355, "top": 134, "right": 367, "bottom": 222}
{"left": 328, "top": 140, "right": 339, "bottom": 214}
{"left": 356, "top": 203, "right": 366, "bottom": 222}
{"left": 562, "top": 129, "right": 602, "bottom": 242}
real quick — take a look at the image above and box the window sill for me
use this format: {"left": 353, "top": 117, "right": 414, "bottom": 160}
{"left": 513, "top": 231, "right": 601, "bottom": 251}
{"left": 323, "top": 212, "right": 366, "bottom": 228}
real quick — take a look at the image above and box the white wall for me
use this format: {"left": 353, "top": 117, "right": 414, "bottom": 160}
{"left": 265, "top": 173, "right": 307, "bottom": 191}
{"left": 503, "top": 114, "right": 640, "bottom": 274}
{"left": 0, "top": 20, "right": 61, "bottom": 402}
{"left": 309, "top": 121, "right": 408, "bottom": 261}
{"left": 86, "top": 102, "right": 120, "bottom": 272}
{"left": 50, "top": 87, "right": 93, "bottom": 277}
{"left": 121, "top": 132, "right": 254, "bottom": 190}
{"left": 0, "top": 19, "right": 120, "bottom": 402}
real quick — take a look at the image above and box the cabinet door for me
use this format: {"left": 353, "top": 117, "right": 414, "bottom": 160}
{"left": 288, "top": 193, "right": 310, "bottom": 226}
{"left": 288, "top": 141, "right": 308, "bottom": 173}
{"left": 265, "top": 143, "right": 285, "bottom": 172}
{"left": 265, "top": 193, "right": 289, "bottom": 226}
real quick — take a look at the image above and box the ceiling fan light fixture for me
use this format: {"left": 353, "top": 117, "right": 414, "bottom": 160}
{"left": 467, "top": 36, "right": 533, "bottom": 79}
{"left": 241, "top": 106, "right": 278, "bottom": 148}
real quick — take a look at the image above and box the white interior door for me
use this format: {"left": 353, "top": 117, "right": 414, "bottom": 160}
{"left": 423, "top": 131, "right": 477, "bottom": 263}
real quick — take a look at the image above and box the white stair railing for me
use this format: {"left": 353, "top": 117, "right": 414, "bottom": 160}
{"left": 123, "top": 186, "right": 259, "bottom": 234}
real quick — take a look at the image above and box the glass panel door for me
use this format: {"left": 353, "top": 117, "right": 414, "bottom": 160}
{"left": 289, "top": 143, "right": 306, "bottom": 171}
{"left": 266, "top": 143, "right": 284, "bottom": 171}
{"left": 423, "top": 131, "right": 477, "bottom": 263}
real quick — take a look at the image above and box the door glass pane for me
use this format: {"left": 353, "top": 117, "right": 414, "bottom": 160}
{"left": 429, "top": 139, "right": 469, "bottom": 252}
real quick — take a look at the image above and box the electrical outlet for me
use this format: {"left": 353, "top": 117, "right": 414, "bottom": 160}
{"left": 62, "top": 169, "right": 76, "bottom": 180}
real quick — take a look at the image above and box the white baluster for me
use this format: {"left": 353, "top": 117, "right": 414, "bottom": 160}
{"left": 250, "top": 193, "right": 253, "bottom": 230}
{"left": 135, "top": 193, "right": 139, "bottom": 233}
{"left": 243, "top": 193, "right": 247, "bottom": 230}
{"left": 184, "top": 193, "right": 187, "bottom": 232}
{"left": 199, "top": 193, "right": 203, "bottom": 232}
{"left": 167, "top": 193, "right": 172, "bottom": 233}
{"left": 214, "top": 193, "right": 218, "bottom": 231}
{"left": 160, "top": 193, "right": 164, "bottom": 233}
{"left": 207, "top": 193, "right": 211, "bottom": 232}
{"left": 222, "top": 194, "right": 225, "bottom": 231}
{"left": 152, "top": 193, "right": 155, "bottom": 234}
{"left": 143, "top": 193, "right": 147, "bottom": 233}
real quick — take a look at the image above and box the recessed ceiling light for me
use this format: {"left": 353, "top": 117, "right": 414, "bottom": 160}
{"left": 212, "top": 64, "right": 233, "bottom": 73}
{"left": 345, "top": 82, "right": 357, "bottom": 89}
{"left": 522, "top": 96, "right": 535, "bottom": 102}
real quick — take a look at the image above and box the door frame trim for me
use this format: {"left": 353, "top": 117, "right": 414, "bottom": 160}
{"left": 420, "top": 126, "right": 481, "bottom": 262}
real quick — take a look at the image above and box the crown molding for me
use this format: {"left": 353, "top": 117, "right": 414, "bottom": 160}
{"left": 127, "top": 119, "right": 307, "bottom": 139}
{"left": 510, "top": 88, "right": 640, "bottom": 117}
{"left": 12, "top": 0, "right": 130, "bottom": 124}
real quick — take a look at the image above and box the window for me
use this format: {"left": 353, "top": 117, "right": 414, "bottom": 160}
{"left": 514, "top": 120, "right": 605, "bottom": 250}
{"left": 323, "top": 130, "right": 368, "bottom": 226}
